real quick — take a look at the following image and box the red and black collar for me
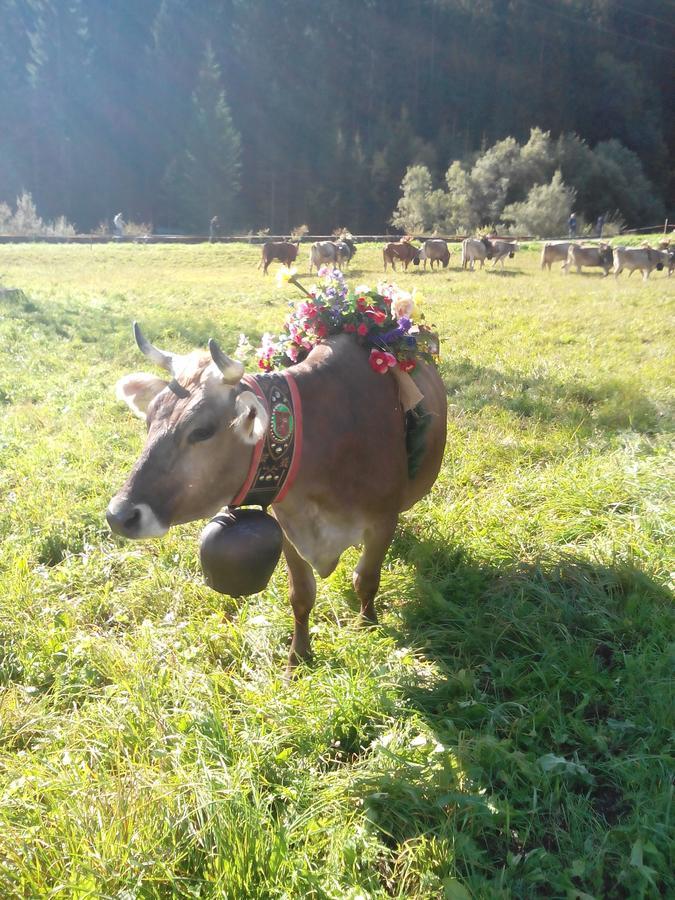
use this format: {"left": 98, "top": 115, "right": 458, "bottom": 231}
{"left": 230, "top": 370, "right": 302, "bottom": 509}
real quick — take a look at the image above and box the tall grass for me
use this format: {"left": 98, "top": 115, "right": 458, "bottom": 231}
{"left": 0, "top": 243, "right": 673, "bottom": 897}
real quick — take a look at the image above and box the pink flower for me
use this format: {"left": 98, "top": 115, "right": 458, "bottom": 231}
{"left": 357, "top": 323, "right": 369, "bottom": 337}
{"left": 344, "top": 323, "right": 356, "bottom": 333}
{"left": 369, "top": 349, "right": 397, "bottom": 374}
{"left": 298, "top": 302, "right": 317, "bottom": 320}
{"left": 315, "top": 321, "right": 328, "bottom": 338}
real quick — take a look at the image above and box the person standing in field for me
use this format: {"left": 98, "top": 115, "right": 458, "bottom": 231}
{"left": 209, "top": 215, "right": 220, "bottom": 242}
{"left": 113, "top": 212, "right": 125, "bottom": 238}
{"left": 595, "top": 214, "right": 605, "bottom": 238}
{"left": 568, "top": 212, "right": 577, "bottom": 239}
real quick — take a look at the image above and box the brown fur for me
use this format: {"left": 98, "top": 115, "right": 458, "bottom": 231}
{"left": 383, "top": 241, "right": 421, "bottom": 271}
{"left": 259, "top": 241, "right": 299, "bottom": 275}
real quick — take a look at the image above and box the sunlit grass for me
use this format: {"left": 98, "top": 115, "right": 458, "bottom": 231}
{"left": 0, "top": 242, "right": 673, "bottom": 897}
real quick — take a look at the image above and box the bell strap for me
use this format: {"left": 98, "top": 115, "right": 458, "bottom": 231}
{"left": 230, "top": 370, "right": 302, "bottom": 508}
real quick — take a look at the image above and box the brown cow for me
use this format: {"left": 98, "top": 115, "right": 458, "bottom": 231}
{"left": 107, "top": 326, "right": 447, "bottom": 672}
{"left": 540, "top": 241, "right": 571, "bottom": 271}
{"left": 383, "top": 241, "right": 421, "bottom": 272}
{"left": 259, "top": 241, "right": 299, "bottom": 275}
{"left": 564, "top": 243, "right": 613, "bottom": 276}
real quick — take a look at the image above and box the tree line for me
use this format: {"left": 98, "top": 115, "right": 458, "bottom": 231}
{"left": 0, "top": 0, "right": 672, "bottom": 234}
{"left": 392, "top": 128, "right": 665, "bottom": 237}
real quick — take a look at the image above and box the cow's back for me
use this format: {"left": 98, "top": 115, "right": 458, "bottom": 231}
{"left": 281, "top": 335, "right": 446, "bottom": 516}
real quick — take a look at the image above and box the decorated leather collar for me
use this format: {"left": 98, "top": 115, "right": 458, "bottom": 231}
{"left": 230, "top": 371, "right": 302, "bottom": 509}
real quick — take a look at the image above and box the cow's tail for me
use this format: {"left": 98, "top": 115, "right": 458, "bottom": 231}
{"left": 461, "top": 240, "right": 467, "bottom": 269}
{"left": 382, "top": 248, "right": 388, "bottom": 271}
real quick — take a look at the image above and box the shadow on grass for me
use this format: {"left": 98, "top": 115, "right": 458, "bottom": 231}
{"left": 359, "top": 529, "right": 674, "bottom": 895}
{"left": 442, "top": 357, "right": 667, "bottom": 435}
{"left": 483, "top": 267, "right": 524, "bottom": 277}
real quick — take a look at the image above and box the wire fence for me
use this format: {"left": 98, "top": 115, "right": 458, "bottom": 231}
{"left": 0, "top": 222, "right": 671, "bottom": 246}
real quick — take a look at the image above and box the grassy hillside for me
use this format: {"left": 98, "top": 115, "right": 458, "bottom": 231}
{"left": 0, "top": 243, "right": 673, "bottom": 898}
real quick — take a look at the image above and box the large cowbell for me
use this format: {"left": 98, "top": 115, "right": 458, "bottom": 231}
{"left": 199, "top": 508, "right": 283, "bottom": 598}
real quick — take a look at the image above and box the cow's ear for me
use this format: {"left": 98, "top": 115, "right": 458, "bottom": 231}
{"left": 116, "top": 373, "right": 169, "bottom": 420}
{"left": 232, "top": 390, "right": 269, "bottom": 445}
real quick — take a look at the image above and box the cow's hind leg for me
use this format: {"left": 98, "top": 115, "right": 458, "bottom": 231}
{"left": 283, "top": 536, "right": 316, "bottom": 672}
{"left": 353, "top": 517, "right": 398, "bottom": 625}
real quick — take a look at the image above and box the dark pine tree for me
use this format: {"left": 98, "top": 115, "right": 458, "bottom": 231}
{"left": 165, "top": 43, "right": 241, "bottom": 232}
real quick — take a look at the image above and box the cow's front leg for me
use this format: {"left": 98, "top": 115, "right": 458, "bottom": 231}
{"left": 353, "top": 517, "right": 398, "bottom": 625}
{"left": 283, "top": 536, "right": 316, "bottom": 673}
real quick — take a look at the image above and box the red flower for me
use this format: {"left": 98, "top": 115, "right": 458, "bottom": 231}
{"left": 365, "top": 307, "right": 386, "bottom": 325}
{"left": 356, "top": 297, "right": 368, "bottom": 311}
{"left": 344, "top": 323, "right": 356, "bottom": 333}
{"left": 315, "top": 321, "right": 328, "bottom": 338}
{"left": 357, "top": 323, "right": 369, "bottom": 337}
{"left": 369, "top": 349, "right": 397, "bottom": 374}
{"left": 398, "top": 358, "right": 417, "bottom": 373}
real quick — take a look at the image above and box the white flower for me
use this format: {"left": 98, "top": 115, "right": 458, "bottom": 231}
{"left": 276, "top": 265, "right": 297, "bottom": 287}
{"left": 391, "top": 290, "right": 415, "bottom": 319}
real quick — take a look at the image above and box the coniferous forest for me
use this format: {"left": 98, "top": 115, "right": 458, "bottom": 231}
{"left": 1, "top": 0, "right": 673, "bottom": 234}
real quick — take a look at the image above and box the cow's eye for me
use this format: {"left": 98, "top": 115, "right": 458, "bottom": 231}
{"left": 188, "top": 424, "right": 217, "bottom": 444}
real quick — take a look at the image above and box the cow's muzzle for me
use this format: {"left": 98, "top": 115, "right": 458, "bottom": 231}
{"left": 106, "top": 496, "right": 169, "bottom": 539}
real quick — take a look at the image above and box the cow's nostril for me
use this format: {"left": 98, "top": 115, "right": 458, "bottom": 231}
{"left": 107, "top": 501, "right": 143, "bottom": 536}
{"left": 124, "top": 507, "right": 141, "bottom": 529}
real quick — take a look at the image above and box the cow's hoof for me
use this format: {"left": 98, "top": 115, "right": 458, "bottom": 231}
{"left": 285, "top": 649, "right": 313, "bottom": 679}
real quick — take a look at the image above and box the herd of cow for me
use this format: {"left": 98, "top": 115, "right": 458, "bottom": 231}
{"left": 258, "top": 235, "right": 518, "bottom": 275}
{"left": 540, "top": 240, "right": 675, "bottom": 280}
{"left": 258, "top": 235, "right": 674, "bottom": 281}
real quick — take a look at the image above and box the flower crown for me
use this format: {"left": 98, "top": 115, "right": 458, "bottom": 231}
{"left": 246, "top": 266, "right": 438, "bottom": 375}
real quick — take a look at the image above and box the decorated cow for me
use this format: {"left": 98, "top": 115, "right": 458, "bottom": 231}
{"left": 107, "top": 270, "right": 447, "bottom": 672}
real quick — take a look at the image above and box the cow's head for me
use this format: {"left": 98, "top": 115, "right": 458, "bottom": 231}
{"left": 106, "top": 324, "right": 268, "bottom": 539}
{"left": 599, "top": 245, "right": 613, "bottom": 267}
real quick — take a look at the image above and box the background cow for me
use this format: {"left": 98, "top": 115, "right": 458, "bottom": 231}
{"left": 107, "top": 327, "right": 447, "bottom": 673}
{"left": 420, "top": 239, "right": 450, "bottom": 270}
{"left": 612, "top": 246, "right": 669, "bottom": 281}
{"left": 258, "top": 240, "right": 299, "bottom": 275}
{"left": 461, "top": 237, "right": 492, "bottom": 270}
{"left": 489, "top": 239, "right": 518, "bottom": 268}
{"left": 382, "top": 241, "right": 421, "bottom": 271}
{"left": 563, "top": 243, "right": 613, "bottom": 276}
{"left": 334, "top": 237, "right": 357, "bottom": 269}
{"left": 540, "top": 241, "right": 571, "bottom": 272}
{"left": 309, "top": 241, "right": 340, "bottom": 273}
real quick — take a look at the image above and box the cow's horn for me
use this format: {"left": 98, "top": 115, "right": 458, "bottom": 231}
{"left": 133, "top": 322, "right": 175, "bottom": 373}
{"left": 208, "top": 338, "right": 244, "bottom": 384}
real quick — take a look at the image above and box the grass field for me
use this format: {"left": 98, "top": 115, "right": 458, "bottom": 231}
{"left": 0, "top": 241, "right": 673, "bottom": 898}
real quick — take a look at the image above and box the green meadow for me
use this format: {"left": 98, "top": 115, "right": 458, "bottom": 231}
{"left": 0, "top": 241, "right": 673, "bottom": 898}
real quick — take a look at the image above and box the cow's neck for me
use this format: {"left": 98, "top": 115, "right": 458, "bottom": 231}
{"left": 230, "top": 370, "right": 302, "bottom": 509}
